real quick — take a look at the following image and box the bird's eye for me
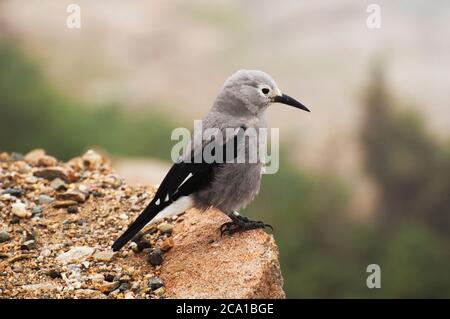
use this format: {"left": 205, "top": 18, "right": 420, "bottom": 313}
{"left": 261, "top": 88, "right": 270, "bottom": 95}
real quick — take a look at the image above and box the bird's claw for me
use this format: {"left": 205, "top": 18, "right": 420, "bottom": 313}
{"left": 220, "top": 219, "right": 273, "bottom": 236}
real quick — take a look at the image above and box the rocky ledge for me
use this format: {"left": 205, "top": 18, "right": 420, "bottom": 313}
{"left": 0, "top": 150, "right": 285, "bottom": 299}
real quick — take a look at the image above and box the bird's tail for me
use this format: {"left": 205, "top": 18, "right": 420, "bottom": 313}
{"left": 112, "top": 202, "right": 159, "bottom": 252}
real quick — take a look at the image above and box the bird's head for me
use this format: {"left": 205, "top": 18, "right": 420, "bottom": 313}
{"left": 216, "top": 69, "right": 310, "bottom": 116}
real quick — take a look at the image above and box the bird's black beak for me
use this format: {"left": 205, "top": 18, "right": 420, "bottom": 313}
{"left": 273, "top": 94, "right": 310, "bottom": 112}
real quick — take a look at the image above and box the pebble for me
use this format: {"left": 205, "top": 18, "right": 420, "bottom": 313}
{"left": 38, "top": 155, "right": 57, "bottom": 167}
{"left": 53, "top": 200, "right": 78, "bottom": 208}
{"left": 160, "top": 237, "right": 174, "bottom": 252}
{"left": 136, "top": 240, "right": 151, "bottom": 252}
{"left": 104, "top": 274, "right": 115, "bottom": 282}
{"left": 24, "top": 149, "right": 46, "bottom": 165}
{"left": 97, "top": 281, "right": 120, "bottom": 294}
{"left": 57, "top": 191, "right": 86, "bottom": 203}
{"left": 82, "top": 150, "right": 103, "bottom": 170}
{"left": 50, "top": 178, "right": 67, "bottom": 191}
{"left": 147, "top": 248, "right": 163, "bottom": 266}
{"left": 0, "top": 230, "right": 10, "bottom": 243}
{"left": 34, "top": 167, "right": 69, "bottom": 182}
{"left": 10, "top": 152, "right": 24, "bottom": 161}
{"left": 92, "top": 250, "right": 114, "bottom": 262}
{"left": 56, "top": 246, "right": 95, "bottom": 264}
{"left": 46, "top": 269, "right": 62, "bottom": 279}
{"left": 20, "top": 240, "right": 36, "bottom": 250}
{"left": 11, "top": 202, "right": 31, "bottom": 218}
{"left": 2, "top": 188, "right": 23, "bottom": 198}
{"left": 148, "top": 277, "right": 164, "bottom": 290}
{"left": 25, "top": 176, "right": 38, "bottom": 184}
{"left": 153, "top": 287, "right": 165, "bottom": 297}
{"left": 38, "top": 195, "right": 54, "bottom": 205}
{"left": 119, "top": 282, "right": 130, "bottom": 292}
{"left": 67, "top": 206, "right": 78, "bottom": 214}
{"left": 157, "top": 222, "right": 173, "bottom": 234}
{"left": 32, "top": 205, "right": 43, "bottom": 216}
{"left": 124, "top": 291, "right": 135, "bottom": 299}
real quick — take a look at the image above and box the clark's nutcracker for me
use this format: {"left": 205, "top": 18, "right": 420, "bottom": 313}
{"left": 112, "top": 70, "right": 309, "bottom": 251}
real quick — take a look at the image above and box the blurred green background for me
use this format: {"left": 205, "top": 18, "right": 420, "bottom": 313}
{"left": 1, "top": 0, "right": 450, "bottom": 298}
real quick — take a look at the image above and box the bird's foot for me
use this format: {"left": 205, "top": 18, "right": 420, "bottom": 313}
{"left": 220, "top": 212, "right": 273, "bottom": 236}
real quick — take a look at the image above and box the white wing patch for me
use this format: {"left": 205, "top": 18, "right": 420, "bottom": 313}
{"left": 151, "top": 195, "right": 194, "bottom": 224}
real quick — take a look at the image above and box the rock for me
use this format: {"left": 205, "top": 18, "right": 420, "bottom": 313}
{"left": 25, "top": 176, "right": 38, "bottom": 184}
{"left": 148, "top": 277, "right": 164, "bottom": 290}
{"left": 92, "top": 250, "right": 114, "bottom": 262}
{"left": 160, "top": 209, "right": 285, "bottom": 299}
{"left": 10, "top": 152, "right": 24, "bottom": 161}
{"left": 57, "top": 191, "right": 86, "bottom": 203}
{"left": 119, "top": 282, "right": 130, "bottom": 292}
{"left": 67, "top": 206, "right": 78, "bottom": 214}
{"left": 124, "top": 291, "right": 135, "bottom": 299}
{"left": 157, "top": 222, "right": 173, "bottom": 234}
{"left": 50, "top": 178, "right": 67, "bottom": 191}
{"left": 0, "top": 230, "right": 10, "bottom": 243}
{"left": 31, "top": 205, "right": 43, "bottom": 216}
{"left": 52, "top": 200, "right": 78, "bottom": 208}
{"left": 97, "top": 281, "right": 120, "bottom": 294}
{"left": 136, "top": 240, "right": 151, "bottom": 252}
{"left": 2, "top": 188, "right": 23, "bottom": 198}
{"left": 56, "top": 246, "right": 95, "bottom": 264}
{"left": 37, "top": 155, "right": 58, "bottom": 167}
{"left": 46, "top": 269, "right": 62, "bottom": 279}
{"left": 104, "top": 274, "right": 115, "bottom": 282}
{"left": 147, "top": 248, "right": 163, "bottom": 266}
{"left": 11, "top": 202, "right": 31, "bottom": 218}
{"left": 160, "top": 237, "right": 174, "bottom": 252}
{"left": 34, "top": 167, "right": 69, "bottom": 182}
{"left": 21, "top": 283, "right": 62, "bottom": 293}
{"left": 20, "top": 240, "right": 36, "bottom": 250}
{"left": 38, "top": 195, "right": 54, "bottom": 205}
{"left": 82, "top": 150, "right": 104, "bottom": 170}
{"left": 153, "top": 287, "right": 165, "bottom": 297}
{"left": 24, "top": 149, "right": 46, "bottom": 165}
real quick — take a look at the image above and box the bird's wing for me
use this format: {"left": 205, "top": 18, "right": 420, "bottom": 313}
{"left": 112, "top": 126, "right": 245, "bottom": 251}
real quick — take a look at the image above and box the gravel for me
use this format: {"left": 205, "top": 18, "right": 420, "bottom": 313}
{"left": 0, "top": 149, "right": 175, "bottom": 299}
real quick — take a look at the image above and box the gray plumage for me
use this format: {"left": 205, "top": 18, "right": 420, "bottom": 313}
{"left": 112, "top": 69, "right": 309, "bottom": 251}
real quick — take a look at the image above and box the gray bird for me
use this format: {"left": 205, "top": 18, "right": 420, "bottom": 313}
{"left": 112, "top": 70, "right": 309, "bottom": 251}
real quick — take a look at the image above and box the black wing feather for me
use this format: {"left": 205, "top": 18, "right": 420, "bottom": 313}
{"left": 111, "top": 128, "right": 244, "bottom": 251}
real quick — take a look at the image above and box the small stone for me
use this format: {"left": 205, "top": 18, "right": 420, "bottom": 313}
{"left": 0, "top": 231, "right": 10, "bottom": 243}
{"left": 153, "top": 287, "right": 165, "bottom": 297}
{"left": 148, "top": 277, "right": 164, "bottom": 290}
{"left": 38, "top": 195, "right": 54, "bottom": 205}
{"left": 119, "top": 282, "right": 130, "bottom": 292}
{"left": 0, "top": 152, "right": 10, "bottom": 162}
{"left": 50, "top": 178, "right": 67, "bottom": 191}
{"left": 82, "top": 150, "right": 103, "bottom": 170}
{"left": 34, "top": 167, "right": 69, "bottom": 182}
{"left": 56, "top": 246, "right": 95, "bottom": 264}
{"left": 2, "top": 188, "right": 23, "bottom": 198}
{"left": 46, "top": 269, "right": 62, "bottom": 279}
{"left": 11, "top": 202, "right": 31, "bottom": 218}
{"left": 124, "top": 291, "right": 135, "bottom": 299}
{"left": 136, "top": 240, "right": 151, "bottom": 252}
{"left": 97, "top": 281, "right": 120, "bottom": 294}
{"left": 38, "top": 155, "right": 57, "bottom": 167}
{"left": 103, "top": 175, "right": 122, "bottom": 189}
{"left": 160, "top": 237, "right": 174, "bottom": 252}
{"left": 20, "top": 240, "right": 36, "bottom": 250}
{"left": 10, "top": 152, "right": 24, "bottom": 161}
{"left": 104, "top": 274, "right": 115, "bottom": 282}
{"left": 157, "top": 222, "right": 173, "bottom": 234}
{"left": 147, "top": 248, "right": 163, "bottom": 266}
{"left": 67, "top": 206, "right": 78, "bottom": 214}
{"left": 32, "top": 205, "right": 43, "bottom": 216}
{"left": 52, "top": 200, "right": 78, "bottom": 208}
{"left": 24, "top": 149, "right": 46, "bottom": 165}
{"left": 57, "top": 191, "right": 86, "bottom": 203}
{"left": 92, "top": 250, "right": 114, "bottom": 262}
{"left": 10, "top": 216, "right": 20, "bottom": 224}
{"left": 25, "top": 176, "right": 38, "bottom": 184}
